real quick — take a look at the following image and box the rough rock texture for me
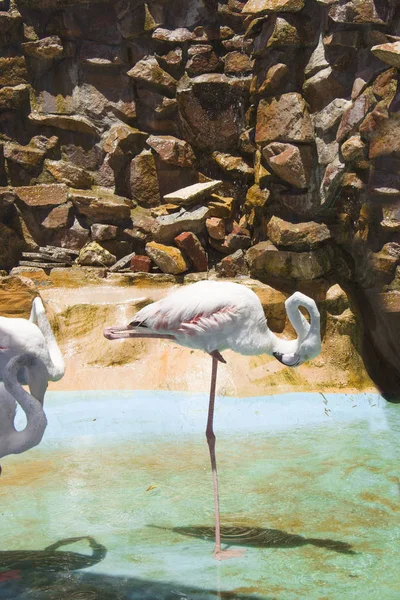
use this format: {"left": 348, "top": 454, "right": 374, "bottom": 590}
{"left": 0, "top": 0, "right": 400, "bottom": 394}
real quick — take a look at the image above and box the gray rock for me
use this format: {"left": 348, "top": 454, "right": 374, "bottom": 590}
{"left": 152, "top": 205, "right": 210, "bottom": 243}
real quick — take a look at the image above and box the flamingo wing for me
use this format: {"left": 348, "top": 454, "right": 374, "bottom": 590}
{"left": 130, "top": 284, "right": 241, "bottom": 338}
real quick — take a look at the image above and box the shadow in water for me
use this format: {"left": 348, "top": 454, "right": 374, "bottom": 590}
{"left": 151, "top": 525, "right": 356, "bottom": 555}
{"left": 0, "top": 536, "right": 273, "bottom": 600}
{"left": 0, "top": 536, "right": 107, "bottom": 573}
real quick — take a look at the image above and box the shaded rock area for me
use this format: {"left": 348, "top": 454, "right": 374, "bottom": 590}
{"left": 0, "top": 0, "right": 400, "bottom": 394}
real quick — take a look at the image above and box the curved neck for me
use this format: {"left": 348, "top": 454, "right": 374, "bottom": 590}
{"left": 31, "top": 297, "right": 65, "bottom": 381}
{"left": 267, "top": 292, "right": 320, "bottom": 355}
{"left": 2, "top": 353, "right": 48, "bottom": 456}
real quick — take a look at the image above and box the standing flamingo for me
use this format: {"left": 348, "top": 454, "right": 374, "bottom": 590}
{"left": 0, "top": 297, "right": 65, "bottom": 466}
{"left": 104, "top": 280, "right": 321, "bottom": 560}
{"left": 0, "top": 297, "right": 65, "bottom": 403}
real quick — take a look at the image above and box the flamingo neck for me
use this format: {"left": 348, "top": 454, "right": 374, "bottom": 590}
{"left": 31, "top": 298, "right": 65, "bottom": 381}
{"left": 1, "top": 354, "right": 47, "bottom": 457}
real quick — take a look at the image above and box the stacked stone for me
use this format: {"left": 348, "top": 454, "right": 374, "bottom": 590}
{"left": 0, "top": 0, "right": 400, "bottom": 384}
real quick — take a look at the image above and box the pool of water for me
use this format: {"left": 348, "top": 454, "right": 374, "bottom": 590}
{"left": 0, "top": 391, "right": 399, "bottom": 600}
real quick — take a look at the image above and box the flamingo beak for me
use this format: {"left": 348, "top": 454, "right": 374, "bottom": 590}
{"left": 103, "top": 326, "right": 133, "bottom": 340}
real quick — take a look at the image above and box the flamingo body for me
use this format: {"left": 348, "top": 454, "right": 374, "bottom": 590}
{"left": 131, "top": 281, "right": 270, "bottom": 356}
{"left": 129, "top": 281, "right": 321, "bottom": 365}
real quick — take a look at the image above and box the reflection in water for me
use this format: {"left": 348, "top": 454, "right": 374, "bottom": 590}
{"left": 0, "top": 536, "right": 107, "bottom": 572}
{"left": 0, "top": 568, "right": 272, "bottom": 600}
{"left": 152, "top": 525, "right": 356, "bottom": 555}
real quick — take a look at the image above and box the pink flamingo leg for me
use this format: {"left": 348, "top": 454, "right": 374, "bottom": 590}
{"left": 206, "top": 357, "right": 245, "bottom": 561}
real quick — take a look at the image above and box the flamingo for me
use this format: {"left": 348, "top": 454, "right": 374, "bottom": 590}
{"left": 0, "top": 297, "right": 65, "bottom": 403}
{"left": 0, "top": 297, "right": 65, "bottom": 466}
{"left": 104, "top": 280, "right": 321, "bottom": 560}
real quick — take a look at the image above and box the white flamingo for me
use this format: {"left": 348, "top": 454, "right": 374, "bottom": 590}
{"left": 0, "top": 297, "right": 65, "bottom": 403}
{"left": 104, "top": 280, "right": 321, "bottom": 560}
{"left": 0, "top": 297, "right": 65, "bottom": 464}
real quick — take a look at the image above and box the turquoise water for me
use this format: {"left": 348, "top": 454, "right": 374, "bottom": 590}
{"left": 0, "top": 391, "right": 399, "bottom": 599}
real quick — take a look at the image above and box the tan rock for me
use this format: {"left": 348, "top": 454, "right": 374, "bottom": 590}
{"left": 340, "top": 134, "right": 366, "bottom": 162}
{"left": 246, "top": 241, "right": 332, "bottom": 280}
{"left": 130, "top": 150, "right": 161, "bottom": 208}
{"left": 103, "top": 124, "right": 147, "bottom": 156}
{"left": 224, "top": 51, "right": 253, "bottom": 75}
{"left": 243, "top": 0, "right": 304, "bottom": 12}
{"left": 212, "top": 152, "right": 254, "bottom": 178}
{"left": 145, "top": 241, "right": 188, "bottom": 274}
{"left": 207, "top": 195, "right": 235, "bottom": 218}
{"left": 147, "top": 135, "right": 195, "bottom": 167}
{"left": 0, "top": 275, "right": 37, "bottom": 317}
{"left": 368, "top": 118, "right": 400, "bottom": 158}
{"left": 206, "top": 217, "right": 225, "bottom": 240}
{"left": 15, "top": 184, "right": 68, "bottom": 207}
{"left": 77, "top": 242, "right": 116, "bottom": 267}
{"left": 254, "top": 15, "right": 317, "bottom": 54}
{"left": 70, "top": 188, "right": 132, "bottom": 224}
{"left": 256, "top": 93, "right": 314, "bottom": 144}
{"left": 371, "top": 41, "right": 400, "bottom": 68}
{"left": 3, "top": 142, "right": 45, "bottom": 167}
{"left": 28, "top": 112, "right": 99, "bottom": 136}
{"left": 267, "top": 216, "right": 331, "bottom": 250}
{"left": 258, "top": 63, "right": 289, "bottom": 95}
{"left": 263, "top": 143, "right": 312, "bottom": 188}
{"left": 244, "top": 185, "right": 270, "bottom": 213}
{"left": 325, "top": 284, "right": 349, "bottom": 315}
{"left": 164, "top": 180, "right": 222, "bottom": 205}
{"left": 127, "top": 57, "right": 177, "bottom": 95}
{"left": 45, "top": 160, "right": 93, "bottom": 189}
{"left": 22, "top": 35, "right": 63, "bottom": 59}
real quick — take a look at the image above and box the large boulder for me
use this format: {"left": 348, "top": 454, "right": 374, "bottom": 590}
{"left": 69, "top": 188, "right": 132, "bottom": 224}
{"left": 246, "top": 241, "right": 332, "bottom": 280}
{"left": 267, "top": 216, "right": 331, "bottom": 250}
{"left": 177, "top": 74, "right": 249, "bottom": 152}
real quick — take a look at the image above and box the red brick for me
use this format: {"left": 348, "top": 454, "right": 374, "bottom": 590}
{"left": 130, "top": 255, "right": 151, "bottom": 272}
{"left": 174, "top": 231, "right": 208, "bottom": 272}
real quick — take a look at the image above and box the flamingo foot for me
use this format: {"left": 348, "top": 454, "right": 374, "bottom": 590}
{"left": 213, "top": 547, "right": 246, "bottom": 561}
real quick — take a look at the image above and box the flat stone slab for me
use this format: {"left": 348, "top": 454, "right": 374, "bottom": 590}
{"left": 19, "top": 261, "right": 70, "bottom": 268}
{"left": 371, "top": 42, "right": 400, "bottom": 68}
{"left": 163, "top": 180, "right": 222, "bottom": 205}
{"left": 22, "top": 252, "right": 73, "bottom": 264}
{"left": 108, "top": 252, "right": 136, "bottom": 272}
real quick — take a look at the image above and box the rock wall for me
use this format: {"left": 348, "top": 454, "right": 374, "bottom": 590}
{"left": 0, "top": 0, "right": 400, "bottom": 394}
